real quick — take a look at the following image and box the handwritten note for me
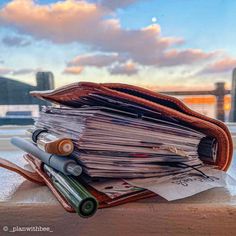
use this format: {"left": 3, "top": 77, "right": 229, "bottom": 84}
{"left": 125, "top": 167, "right": 236, "bottom": 201}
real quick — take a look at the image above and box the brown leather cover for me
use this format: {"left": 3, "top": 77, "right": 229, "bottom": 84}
{"left": 0, "top": 157, "right": 45, "bottom": 184}
{"left": 31, "top": 82, "right": 233, "bottom": 170}
{"left": 0, "top": 152, "right": 156, "bottom": 212}
{"left": 0, "top": 82, "right": 233, "bottom": 213}
{"left": 23, "top": 154, "right": 156, "bottom": 211}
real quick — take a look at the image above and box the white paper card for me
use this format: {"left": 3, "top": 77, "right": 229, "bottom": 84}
{"left": 126, "top": 167, "right": 236, "bottom": 201}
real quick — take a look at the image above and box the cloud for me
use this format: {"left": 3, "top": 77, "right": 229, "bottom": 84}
{"left": 108, "top": 61, "right": 139, "bottom": 75}
{"left": 63, "top": 66, "right": 84, "bottom": 75}
{"left": 0, "top": 67, "right": 40, "bottom": 76}
{"left": 65, "top": 49, "right": 214, "bottom": 76}
{"left": 12, "top": 68, "right": 40, "bottom": 75}
{"left": 1, "top": 35, "right": 31, "bottom": 47}
{"left": 200, "top": 57, "right": 236, "bottom": 74}
{"left": 158, "top": 49, "right": 217, "bottom": 67}
{"left": 0, "top": 0, "right": 215, "bottom": 70}
{"left": 0, "top": 60, "right": 4, "bottom": 64}
{"left": 0, "top": 0, "right": 106, "bottom": 44}
{"left": 65, "top": 53, "right": 138, "bottom": 76}
{"left": 68, "top": 53, "right": 126, "bottom": 67}
{"left": 0, "top": 67, "right": 12, "bottom": 75}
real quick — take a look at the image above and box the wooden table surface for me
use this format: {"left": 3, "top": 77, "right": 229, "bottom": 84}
{"left": 1, "top": 126, "right": 236, "bottom": 236}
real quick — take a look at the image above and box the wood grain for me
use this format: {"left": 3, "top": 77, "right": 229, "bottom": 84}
{"left": 1, "top": 202, "right": 236, "bottom": 236}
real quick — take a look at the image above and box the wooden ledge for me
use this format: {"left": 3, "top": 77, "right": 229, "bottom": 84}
{"left": 1, "top": 126, "right": 236, "bottom": 235}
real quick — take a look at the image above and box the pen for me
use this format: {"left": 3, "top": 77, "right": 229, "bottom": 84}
{"left": 11, "top": 137, "right": 82, "bottom": 176}
{"left": 26, "top": 128, "right": 74, "bottom": 156}
{"left": 44, "top": 165, "right": 98, "bottom": 217}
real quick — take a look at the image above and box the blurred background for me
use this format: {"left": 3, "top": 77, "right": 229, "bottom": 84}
{"left": 0, "top": 0, "right": 236, "bottom": 124}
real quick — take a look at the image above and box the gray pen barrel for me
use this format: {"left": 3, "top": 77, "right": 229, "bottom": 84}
{"left": 11, "top": 137, "right": 82, "bottom": 176}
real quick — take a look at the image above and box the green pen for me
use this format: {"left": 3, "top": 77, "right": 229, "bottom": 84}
{"left": 44, "top": 165, "right": 98, "bottom": 218}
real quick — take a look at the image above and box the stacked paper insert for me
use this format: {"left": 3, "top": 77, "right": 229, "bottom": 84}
{"left": 35, "top": 106, "right": 208, "bottom": 178}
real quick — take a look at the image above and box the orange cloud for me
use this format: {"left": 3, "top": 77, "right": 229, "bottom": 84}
{"left": 0, "top": 0, "right": 104, "bottom": 43}
{"left": 68, "top": 53, "right": 125, "bottom": 67}
{"left": 201, "top": 57, "right": 236, "bottom": 74}
{"left": 108, "top": 61, "right": 139, "bottom": 75}
{"left": 63, "top": 66, "right": 84, "bottom": 75}
{"left": 159, "top": 49, "right": 216, "bottom": 67}
{"left": 65, "top": 53, "right": 138, "bottom": 76}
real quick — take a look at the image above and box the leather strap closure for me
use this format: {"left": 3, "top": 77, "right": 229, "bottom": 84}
{"left": 0, "top": 157, "right": 45, "bottom": 184}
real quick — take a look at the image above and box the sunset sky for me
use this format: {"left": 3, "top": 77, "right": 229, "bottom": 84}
{"left": 0, "top": 0, "right": 236, "bottom": 90}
